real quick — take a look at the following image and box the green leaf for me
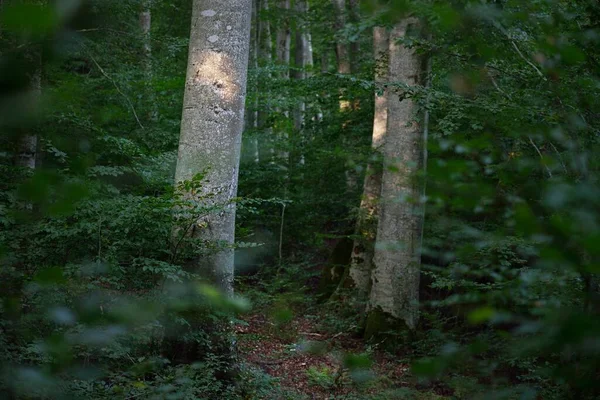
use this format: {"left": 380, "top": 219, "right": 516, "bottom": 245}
{"left": 468, "top": 307, "right": 495, "bottom": 324}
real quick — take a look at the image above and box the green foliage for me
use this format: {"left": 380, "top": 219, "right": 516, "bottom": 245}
{"left": 1, "top": 0, "right": 600, "bottom": 399}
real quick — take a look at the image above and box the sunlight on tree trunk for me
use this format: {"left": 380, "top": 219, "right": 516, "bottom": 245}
{"left": 174, "top": 0, "right": 252, "bottom": 296}
{"left": 345, "top": 26, "right": 389, "bottom": 296}
{"left": 365, "top": 18, "right": 425, "bottom": 336}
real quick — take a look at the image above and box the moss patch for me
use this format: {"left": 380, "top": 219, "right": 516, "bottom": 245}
{"left": 364, "top": 307, "right": 411, "bottom": 340}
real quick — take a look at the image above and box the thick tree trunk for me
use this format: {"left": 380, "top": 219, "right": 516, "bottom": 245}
{"left": 174, "top": 0, "right": 252, "bottom": 296}
{"left": 345, "top": 27, "right": 389, "bottom": 295}
{"left": 365, "top": 18, "right": 425, "bottom": 336}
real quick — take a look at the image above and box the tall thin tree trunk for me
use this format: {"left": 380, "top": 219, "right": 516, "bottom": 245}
{"left": 276, "top": 0, "right": 291, "bottom": 79}
{"left": 139, "top": 0, "right": 157, "bottom": 121}
{"left": 244, "top": 0, "right": 259, "bottom": 164}
{"left": 275, "top": 0, "right": 291, "bottom": 172}
{"left": 257, "top": 0, "right": 273, "bottom": 163}
{"left": 293, "top": 0, "right": 313, "bottom": 172}
{"left": 174, "top": 0, "right": 252, "bottom": 296}
{"left": 331, "top": 0, "right": 350, "bottom": 111}
{"left": 344, "top": 27, "right": 389, "bottom": 295}
{"left": 365, "top": 18, "right": 425, "bottom": 336}
{"left": 16, "top": 57, "right": 40, "bottom": 170}
{"left": 348, "top": 0, "right": 360, "bottom": 75}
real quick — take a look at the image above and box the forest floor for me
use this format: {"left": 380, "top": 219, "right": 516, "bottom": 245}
{"left": 235, "top": 309, "right": 451, "bottom": 399}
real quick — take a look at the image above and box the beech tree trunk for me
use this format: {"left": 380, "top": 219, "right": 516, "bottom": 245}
{"left": 331, "top": 0, "right": 350, "bottom": 110}
{"left": 139, "top": 0, "right": 157, "bottom": 121}
{"left": 292, "top": 0, "right": 313, "bottom": 132}
{"left": 243, "top": 0, "right": 259, "bottom": 164}
{"left": 345, "top": 26, "right": 389, "bottom": 295}
{"left": 276, "top": 0, "right": 291, "bottom": 79}
{"left": 257, "top": 0, "right": 273, "bottom": 163}
{"left": 174, "top": 0, "right": 252, "bottom": 296}
{"left": 275, "top": 0, "right": 291, "bottom": 172}
{"left": 365, "top": 18, "right": 425, "bottom": 336}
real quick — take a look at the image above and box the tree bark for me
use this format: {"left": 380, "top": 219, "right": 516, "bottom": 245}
{"left": 139, "top": 0, "right": 157, "bottom": 121}
{"left": 257, "top": 0, "right": 273, "bottom": 163}
{"left": 292, "top": 0, "right": 313, "bottom": 148}
{"left": 331, "top": 0, "right": 350, "bottom": 110}
{"left": 276, "top": 0, "right": 291, "bottom": 79}
{"left": 275, "top": 0, "right": 291, "bottom": 172}
{"left": 174, "top": 0, "right": 252, "bottom": 296}
{"left": 345, "top": 26, "right": 389, "bottom": 295}
{"left": 243, "top": 0, "right": 259, "bottom": 164}
{"left": 365, "top": 18, "right": 425, "bottom": 336}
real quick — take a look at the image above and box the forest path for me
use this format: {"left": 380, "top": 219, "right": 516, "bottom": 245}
{"left": 236, "top": 312, "right": 447, "bottom": 399}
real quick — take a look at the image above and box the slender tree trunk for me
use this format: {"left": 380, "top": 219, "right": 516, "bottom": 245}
{"left": 244, "top": 0, "right": 259, "bottom": 164}
{"left": 292, "top": 0, "right": 313, "bottom": 172}
{"left": 365, "top": 18, "right": 425, "bottom": 336}
{"left": 276, "top": 0, "right": 291, "bottom": 79}
{"left": 331, "top": 0, "right": 350, "bottom": 110}
{"left": 275, "top": 0, "right": 291, "bottom": 172}
{"left": 316, "top": 46, "right": 329, "bottom": 121}
{"left": 348, "top": 0, "right": 360, "bottom": 75}
{"left": 139, "top": 0, "right": 157, "bottom": 121}
{"left": 16, "top": 57, "right": 40, "bottom": 170}
{"left": 344, "top": 27, "right": 389, "bottom": 295}
{"left": 174, "top": 0, "right": 252, "bottom": 296}
{"left": 257, "top": 0, "right": 273, "bottom": 163}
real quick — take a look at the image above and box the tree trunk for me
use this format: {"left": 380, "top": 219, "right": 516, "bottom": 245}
{"left": 331, "top": 0, "right": 350, "bottom": 75}
{"left": 292, "top": 0, "right": 313, "bottom": 172}
{"left": 174, "top": 0, "right": 252, "bottom": 296}
{"left": 243, "top": 0, "right": 259, "bottom": 164}
{"left": 344, "top": 26, "right": 389, "bottom": 295}
{"left": 331, "top": 0, "right": 350, "bottom": 111}
{"left": 257, "top": 0, "right": 273, "bottom": 163}
{"left": 365, "top": 18, "right": 425, "bottom": 336}
{"left": 139, "top": 0, "right": 157, "bottom": 121}
{"left": 276, "top": 0, "right": 291, "bottom": 79}
{"left": 275, "top": 0, "right": 291, "bottom": 173}
{"left": 348, "top": 0, "right": 360, "bottom": 75}
{"left": 16, "top": 58, "right": 40, "bottom": 170}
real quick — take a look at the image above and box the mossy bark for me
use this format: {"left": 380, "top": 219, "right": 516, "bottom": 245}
{"left": 317, "top": 237, "right": 353, "bottom": 299}
{"left": 363, "top": 307, "right": 411, "bottom": 340}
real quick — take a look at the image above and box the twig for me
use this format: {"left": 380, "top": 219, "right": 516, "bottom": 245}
{"left": 510, "top": 40, "right": 546, "bottom": 80}
{"left": 528, "top": 136, "right": 553, "bottom": 178}
{"left": 492, "top": 21, "right": 546, "bottom": 80}
{"left": 549, "top": 141, "right": 568, "bottom": 174}
{"left": 87, "top": 52, "right": 145, "bottom": 129}
{"left": 488, "top": 71, "right": 512, "bottom": 100}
